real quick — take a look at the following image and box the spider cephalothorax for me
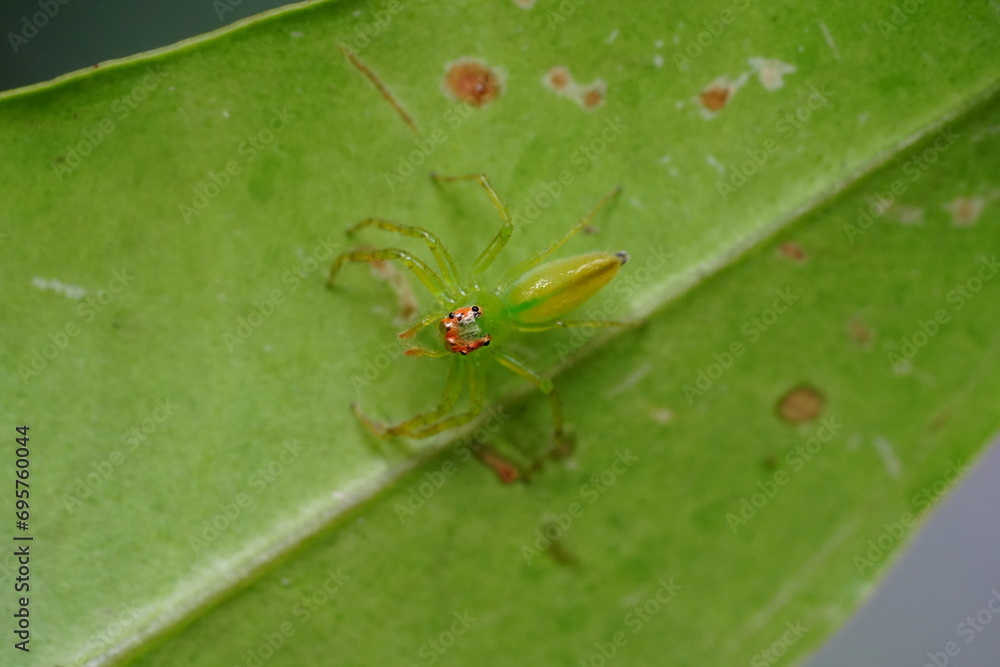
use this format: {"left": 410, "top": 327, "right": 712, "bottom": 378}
{"left": 441, "top": 305, "right": 491, "bottom": 355}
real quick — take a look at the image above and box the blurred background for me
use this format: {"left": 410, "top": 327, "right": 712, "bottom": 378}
{"left": 3, "top": 1, "right": 998, "bottom": 664}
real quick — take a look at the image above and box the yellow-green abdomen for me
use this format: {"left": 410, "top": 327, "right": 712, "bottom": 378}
{"left": 505, "top": 252, "right": 626, "bottom": 325}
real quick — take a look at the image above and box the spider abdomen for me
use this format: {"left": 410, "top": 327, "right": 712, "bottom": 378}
{"left": 505, "top": 252, "right": 627, "bottom": 325}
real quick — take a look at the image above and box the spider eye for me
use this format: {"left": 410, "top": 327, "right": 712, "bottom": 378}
{"left": 471, "top": 305, "right": 480, "bottom": 313}
{"left": 448, "top": 312, "right": 455, "bottom": 319}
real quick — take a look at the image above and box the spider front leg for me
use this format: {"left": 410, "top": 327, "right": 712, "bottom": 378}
{"left": 353, "top": 357, "right": 485, "bottom": 440}
{"left": 495, "top": 351, "right": 573, "bottom": 460}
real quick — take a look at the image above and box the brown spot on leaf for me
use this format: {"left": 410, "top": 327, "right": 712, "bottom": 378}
{"left": 927, "top": 410, "right": 952, "bottom": 433}
{"left": 699, "top": 82, "right": 731, "bottom": 112}
{"left": 581, "top": 85, "right": 606, "bottom": 109}
{"left": 846, "top": 317, "right": 875, "bottom": 348}
{"left": 545, "top": 66, "right": 572, "bottom": 91}
{"left": 443, "top": 58, "right": 504, "bottom": 107}
{"left": 943, "top": 196, "right": 987, "bottom": 226}
{"left": 542, "top": 65, "right": 607, "bottom": 111}
{"left": 696, "top": 74, "right": 750, "bottom": 116}
{"left": 777, "top": 241, "right": 807, "bottom": 263}
{"left": 776, "top": 385, "right": 824, "bottom": 423}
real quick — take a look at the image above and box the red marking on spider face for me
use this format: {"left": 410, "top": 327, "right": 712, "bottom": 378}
{"left": 441, "top": 305, "right": 492, "bottom": 355}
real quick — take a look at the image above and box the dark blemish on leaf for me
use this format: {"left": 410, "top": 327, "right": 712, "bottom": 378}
{"left": 777, "top": 241, "right": 807, "bottom": 263}
{"left": 581, "top": 85, "right": 606, "bottom": 109}
{"left": 443, "top": 58, "right": 505, "bottom": 107}
{"left": 696, "top": 74, "right": 751, "bottom": 117}
{"left": 699, "top": 82, "right": 731, "bottom": 112}
{"left": 943, "top": 195, "right": 988, "bottom": 226}
{"left": 538, "top": 516, "right": 580, "bottom": 566}
{"left": 339, "top": 43, "right": 419, "bottom": 133}
{"left": 544, "top": 536, "right": 579, "bottom": 566}
{"left": 927, "top": 410, "right": 952, "bottom": 433}
{"left": 544, "top": 66, "right": 572, "bottom": 92}
{"left": 542, "top": 66, "right": 607, "bottom": 111}
{"left": 846, "top": 317, "right": 875, "bottom": 349}
{"left": 776, "top": 385, "right": 824, "bottom": 423}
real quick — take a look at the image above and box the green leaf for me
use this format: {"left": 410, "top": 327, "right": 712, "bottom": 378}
{"left": 2, "top": 1, "right": 998, "bottom": 665}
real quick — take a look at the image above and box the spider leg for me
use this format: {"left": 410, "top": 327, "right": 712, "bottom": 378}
{"left": 494, "top": 351, "right": 571, "bottom": 455}
{"left": 327, "top": 247, "right": 452, "bottom": 306}
{"left": 405, "top": 359, "right": 487, "bottom": 438}
{"left": 431, "top": 173, "right": 514, "bottom": 280}
{"left": 403, "top": 346, "right": 449, "bottom": 358}
{"left": 347, "top": 218, "right": 462, "bottom": 290}
{"left": 353, "top": 357, "right": 484, "bottom": 439}
{"left": 503, "top": 185, "right": 622, "bottom": 283}
{"left": 398, "top": 311, "right": 444, "bottom": 340}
